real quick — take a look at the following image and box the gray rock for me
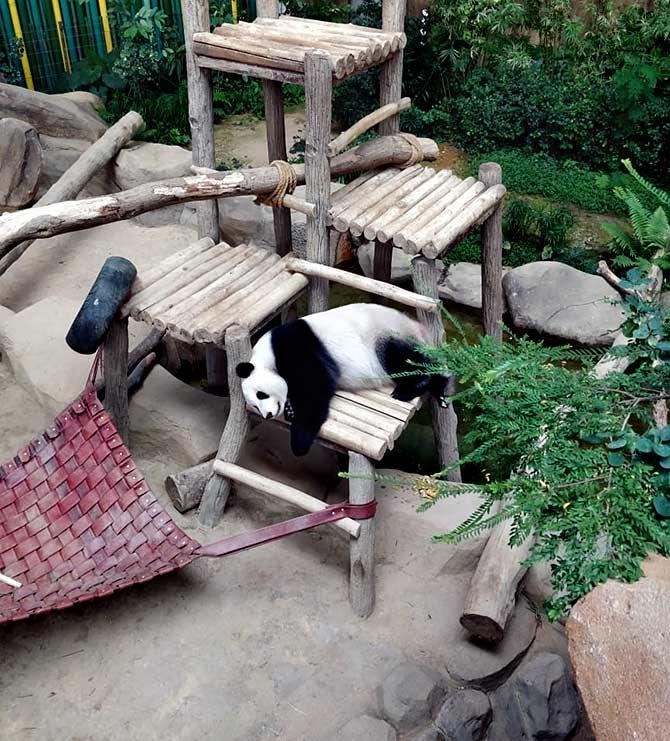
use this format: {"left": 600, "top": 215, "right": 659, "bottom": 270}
{"left": 446, "top": 598, "right": 539, "bottom": 691}
{"left": 357, "top": 243, "right": 412, "bottom": 283}
{"left": 503, "top": 262, "right": 625, "bottom": 345}
{"left": 404, "top": 725, "right": 439, "bottom": 741}
{"left": 436, "top": 689, "right": 491, "bottom": 741}
{"left": 439, "top": 262, "right": 509, "bottom": 310}
{"left": 55, "top": 90, "right": 105, "bottom": 115}
{"left": 330, "top": 715, "right": 397, "bottom": 741}
{"left": 495, "top": 653, "right": 579, "bottom": 741}
{"left": 660, "top": 290, "right": 670, "bottom": 310}
{"left": 38, "top": 134, "right": 117, "bottom": 198}
{"left": 377, "top": 662, "right": 446, "bottom": 732}
{"left": 114, "top": 141, "right": 193, "bottom": 226}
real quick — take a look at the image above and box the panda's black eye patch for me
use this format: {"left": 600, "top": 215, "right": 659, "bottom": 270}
{"left": 256, "top": 391, "right": 269, "bottom": 400}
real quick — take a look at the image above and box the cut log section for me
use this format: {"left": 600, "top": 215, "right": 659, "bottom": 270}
{"left": 0, "top": 118, "right": 42, "bottom": 209}
{"left": 0, "top": 134, "right": 438, "bottom": 255}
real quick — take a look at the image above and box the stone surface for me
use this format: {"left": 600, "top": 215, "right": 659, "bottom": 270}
{"left": 435, "top": 689, "right": 491, "bottom": 741}
{"left": 55, "top": 90, "right": 105, "bottom": 114}
{"left": 377, "top": 662, "right": 446, "bottom": 731}
{"left": 439, "top": 262, "right": 509, "bottom": 310}
{"left": 567, "top": 555, "right": 670, "bottom": 741}
{"left": 330, "top": 715, "right": 397, "bottom": 741}
{"left": 357, "top": 243, "right": 412, "bottom": 283}
{"left": 37, "top": 134, "right": 117, "bottom": 198}
{"left": 495, "top": 653, "right": 579, "bottom": 741}
{"left": 404, "top": 726, "right": 440, "bottom": 741}
{"left": 446, "top": 597, "right": 539, "bottom": 691}
{"left": 503, "top": 262, "right": 625, "bottom": 345}
{"left": 114, "top": 141, "right": 193, "bottom": 226}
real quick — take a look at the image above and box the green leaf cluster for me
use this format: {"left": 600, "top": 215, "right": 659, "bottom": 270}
{"left": 416, "top": 327, "right": 670, "bottom": 619}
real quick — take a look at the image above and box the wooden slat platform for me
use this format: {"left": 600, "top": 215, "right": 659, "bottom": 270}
{"left": 250, "top": 386, "right": 423, "bottom": 461}
{"left": 123, "top": 240, "right": 308, "bottom": 345}
{"left": 328, "top": 166, "right": 507, "bottom": 259}
{"left": 193, "top": 17, "right": 405, "bottom": 84}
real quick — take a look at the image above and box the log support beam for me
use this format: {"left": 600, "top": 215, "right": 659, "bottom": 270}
{"left": 378, "top": 0, "right": 406, "bottom": 136}
{"left": 479, "top": 163, "right": 504, "bottom": 340}
{"left": 348, "top": 452, "right": 376, "bottom": 618}
{"left": 103, "top": 314, "right": 130, "bottom": 445}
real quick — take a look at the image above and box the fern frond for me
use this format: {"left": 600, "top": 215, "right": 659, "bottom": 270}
{"left": 622, "top": 159, "right": 670, "bottom": 211}
{"left": 618, "top": 189, "right": 653, "bottom": 244}
{"left": 432, "top": 504, "right": 516, "bottom": 544}
{"left": 646, "top": 207, "right": 670, "bottom": 249}
{"left": 602, "top": 221, "right": 635, "bottom": 253}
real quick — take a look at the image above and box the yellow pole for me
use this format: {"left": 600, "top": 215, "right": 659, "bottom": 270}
{"left": 98, "top": 0, "right": 114, "bottom": 53}
{"left": 8, "top": 0, "right": 34, "bottom": 89}
{"left": 51, "top": 0, "right": 71, "bottom": 73}
{"left": 231, "top": 0, "right": 238, "bottom": 23}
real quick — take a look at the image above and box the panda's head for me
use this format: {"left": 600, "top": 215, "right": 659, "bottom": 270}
{"left": 236, "top": 361, "right": 288, "bottom": 420}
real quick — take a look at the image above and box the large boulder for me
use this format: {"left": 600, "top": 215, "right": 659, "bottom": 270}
{"left": 38, "top": 134, "right": 117, "bottom": 198}
{"left": 494, "top": 653, "right": 579, "bottom": 741}
{"left": 436, "top": 689, "right": 491, "bottom": 741}
{"left": 0, "top": 81, "right": 107, "bottom": 141}
{"left": 439, "top": 262, "right": 509, "bottom": 311}
{"left": 114, "top": 141, "right": 193, "bottom": 226}
{"left": 377, "top": 662, "right": 446, "bottom": 731}
{"left": 503, "top": 262, "right": 625, "bottom": 345}
{"left": 567, "top": 555, "right": 670, "bottom": 740}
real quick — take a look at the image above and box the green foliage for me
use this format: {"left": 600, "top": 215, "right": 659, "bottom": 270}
{"left": 415, "top": 321, "right": 670, "bottom": 618}
{"left": 603, "top": 160, "right": 670, "bottom": 266}
{"left": 0, "top": 39, "right": 25, "bottom": 86}
{"left": 284, "top": 0, "right": 350, "bottom": 22}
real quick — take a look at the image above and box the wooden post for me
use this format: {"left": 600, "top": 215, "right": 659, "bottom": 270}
{"left": 373, "top": 240, "right": 393, "bottom": 282}
{"left": 257, "top": 0, "right": 292, "bottom": 257}
{"left": 205, "top": 345, "right": 227, "bottom": 391}
{"left": 103, "top": 314, "right": 130, "bottom": 445}
{"left": 198, "top": 324, "right": 251, "bottom": 527}
{"left": 378, "top": 0, "right": 406, "bottom": 136}
{"left": 348, "top": 452, "right": 375, "bottom": 618}
{"left": 304, "top": 49, "right": 332, "bottom": 313}
{"left": 411, "top": 255, "right": 461, "bottom": 480}
{"left": 479, "top": 163, "right": 504, "bottom": 341}
{"left": 183, "top": 0, "right": 219, "bottom": 242}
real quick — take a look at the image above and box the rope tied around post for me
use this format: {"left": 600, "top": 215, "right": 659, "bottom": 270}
{"left": 397, "top": 132, "right": 424, "bottom": 167}
{"left": 255, "top": 159, "right": 298, "bottom": 208}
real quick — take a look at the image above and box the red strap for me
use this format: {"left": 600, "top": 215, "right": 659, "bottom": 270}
{"left": 194, "top": 500, "right": 376, "bottom": 558}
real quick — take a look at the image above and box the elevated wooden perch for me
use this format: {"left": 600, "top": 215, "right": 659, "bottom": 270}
{"left": 0, "top": 135, "right": 438, "bottom": 257}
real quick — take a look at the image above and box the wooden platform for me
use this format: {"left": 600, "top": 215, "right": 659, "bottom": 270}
{"left": 251, "top": 386, "right": 423, "bottom": 461}
{"left": 193, "top": 17, "right": 405, "bottom": 84}
{"left": 123, "top": 239, "right": 308, "bottom": 345}
{"left": 328, "top": 166, "right": 507, "bottom": 259}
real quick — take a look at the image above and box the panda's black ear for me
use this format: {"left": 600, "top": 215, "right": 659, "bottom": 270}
{"left": 236, "top": 362, "right": 254, "bottom": 378}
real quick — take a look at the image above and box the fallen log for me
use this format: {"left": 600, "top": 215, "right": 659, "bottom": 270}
{"left": 0, "top": 118, "right": 42, "bottom": 209}
{"left": 0, "top": 111, "right": 144, "bottom": 276}
{"left": 0, "top": 135, "right": 438, "bottom": 258}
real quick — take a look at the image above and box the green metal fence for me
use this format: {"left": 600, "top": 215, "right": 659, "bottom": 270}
{"left": 0, "top": 0, "right": 189, "bottom": 92}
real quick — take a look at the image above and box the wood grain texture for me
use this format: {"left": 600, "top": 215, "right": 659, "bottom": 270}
{"left": 198, "top": 325, "right": 251, "bottom": 526}
{"left": 304, "top": 50, "right": 333, "bottom": 314}
{"left": 103, "top": 315, "right": 130, "bottom": 445}
{"left": 183, "top": 0, "right": 219, "bottom": 242}
{"left": 348, "top": 452, "right": 376, "bottom": 617}
{"left": 479, "top": 163, "right": 504, "bottom": 341}
{"left": 378, "top": 0, "right": 406, "bottom": 135}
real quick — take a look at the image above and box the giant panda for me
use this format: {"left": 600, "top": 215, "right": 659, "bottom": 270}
{"left": 236, "top": 304, "right": 454, "bottom": 456}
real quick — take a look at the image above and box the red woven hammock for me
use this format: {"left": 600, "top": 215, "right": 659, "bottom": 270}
{"left": 0, "top": 362, "right": 375, "bottom": 624}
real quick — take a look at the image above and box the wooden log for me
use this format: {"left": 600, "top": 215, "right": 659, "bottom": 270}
{"left": 213, "top": 460, "right": 361, "bottom": 537}
{"left": 332, "top": 166, "right": 421, "bottom": 233}
{"left": 0, "top": 118, "right": 42, "bottom": 209}
{"left": 0, "top": 82, "right": 107, "bottom": 141}
{"left": 304, "top": 50, "right": 333, "bottom": 314}
{"left": 378, "top": 0, "right": 406, "bottom": 136}
{"left": 329, "top": 98, "right": 411, "bottom": 156}
{"left": 95, "top": 328, "right": 165, "bottom": 393}
{"left": 103, "top": 314, "right": 130, "bottom": 445}
{"left": 373, "top": 241, "right": 393, "bottom": 282}
{"left": 0, "top": 135, "right": 438, "bottom": 253}
{"left": 272, "top": 17, "right": 406, "bottom": 51}
{"left": 597, "top": 259, "right": 637, "bottom": 297}
{"left": 183, "top": 0, "right": 219, "bottom": 243}
{"left": 198, "top": 324, "right": 252, "bottom": 526}
{"left": 330, "top": 170, "right": 399, "bottom": 227}
{"left": 0, "top": 111, "right": 144, "bottom": 277}
{"left": 412, "top": 256, "right": 462, "bottom": 478}
{"left": 371, "top": 170, "right": 455, "bottom": 242}
{"left": 197, "top": 55, "right": 304, "bottom": 84}
{"left": 206, "top": 345, "right": 227, "bottom": 390}
{"left": 279, "top": 194, "right": 315, "bottom": 217}
{"left": 234, "top": 273, "right": 308, "bottom": 334}
{"left": 349, "top": 167, "right": 430, "bottom": 236}
{"left": 128, "top": 237, "right": 214, "bottom": 295}
{"left": 403, "top": 181, "right": 487, "bottom": 253}
{"left": 262, "top": 73, "right": 293, "bottom": 256}
{"left": 166, "top": 460, "right": 211, "bottom": 512}
{"left": 348, "top": 452, "right": 376, "bottom": 617}
{"left": 256, "top": 0, "right": 278, "bottom": 17}
{"left": 286, "top": 256, "right": 439, "bottom": 312}
{"left": 427, "top": 183, "right": 507, "bottom": 258}
{"left": 479, "top": 163, "right": 505, "bottom": 341}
